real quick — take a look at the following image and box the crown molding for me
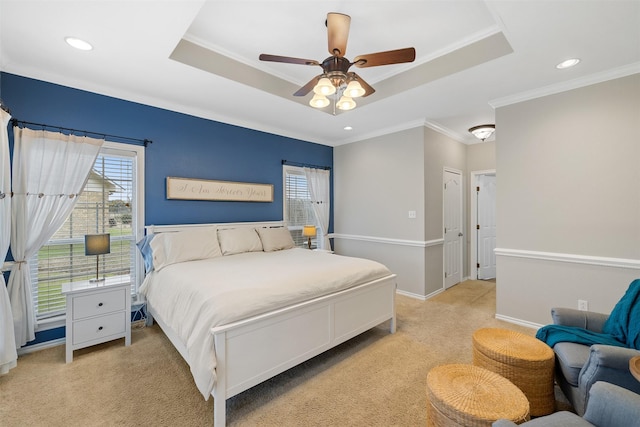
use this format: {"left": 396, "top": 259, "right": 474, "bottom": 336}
{"left": 490, "top": 62, "right": 640, "bottom": 109}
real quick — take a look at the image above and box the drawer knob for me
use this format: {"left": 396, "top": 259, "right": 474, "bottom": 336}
{"left": 98, "top": 302, "right": 104, "bottom": 307}
{"left": 98, "top": 326, "right": 103, "bottom": 331}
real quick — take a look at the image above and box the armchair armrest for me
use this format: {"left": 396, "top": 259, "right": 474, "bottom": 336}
{"left": 551, "top": 307, "right": 608, "bottom": 332}
{"left": 579, "top": 345, "right": 640, "bottom": 411}
{"left": 583, "top": 381, "right": 640, "bottom": 426}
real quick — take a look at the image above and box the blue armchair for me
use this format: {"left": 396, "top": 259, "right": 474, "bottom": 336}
{"left": 549, "top": 307, "right": 640, "bottom": 415}
{"left": 493, "top": 381, "right": 640, "bottom": 427}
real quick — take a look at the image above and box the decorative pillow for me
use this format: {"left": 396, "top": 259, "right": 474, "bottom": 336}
{"left": 150, "top": 226, "right": 222, "bottom": 271}
{"left": 256, "top": 227, "right": 295, "bottom": 252}
{"left": 217, "top": 227, "right": 263, "bottom": 255}
{"left": 136, "top": 234, "right": 156, "bottom": 273}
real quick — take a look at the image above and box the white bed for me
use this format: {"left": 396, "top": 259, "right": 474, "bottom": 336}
{"left": 139, "top": 221, "right": 397, "bottom": 426}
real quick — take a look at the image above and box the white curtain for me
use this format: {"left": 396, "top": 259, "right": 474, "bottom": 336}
{"left": 304, "top": 167, "right": 331, "bottom": 250}
{"left": 8, "top": 127, "right": 103, "bottom": 347}
{"left": 0, "top": 109, "right": 17, "bottom": 374}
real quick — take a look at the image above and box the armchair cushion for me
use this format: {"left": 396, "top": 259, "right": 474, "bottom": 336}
{"left": 493, "top": 412, "right": 592, "bottom": 426}
{"left": 554, "top": 342, "right": 590, "bottom": 386}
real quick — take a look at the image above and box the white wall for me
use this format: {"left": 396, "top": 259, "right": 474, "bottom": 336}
{"left": 333, "top": 125, "right": 466, "bottom": 298}
{"left": 495, "top": 74, "right": 640, "bottom": 326}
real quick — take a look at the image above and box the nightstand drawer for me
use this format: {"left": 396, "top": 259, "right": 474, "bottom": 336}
{"left": 73, "top": 312, "right": 126, "bottom": 345}
{"left": 73, "top": 288, "right": 126, "bottom": 320}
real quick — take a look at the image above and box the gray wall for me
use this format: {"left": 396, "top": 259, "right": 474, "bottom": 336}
{"left": 495, "top": 74, "right": 640, "bottom": 326}
{"left": 333, "top": 125, "right": 466, "bottom": 298}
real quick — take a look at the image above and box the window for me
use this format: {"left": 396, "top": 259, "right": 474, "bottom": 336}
{"left": 30, "top": 141, "right": 144, "bottom": 320}
{"left": 283, "top": 165, "right": 319, "bottom": 248}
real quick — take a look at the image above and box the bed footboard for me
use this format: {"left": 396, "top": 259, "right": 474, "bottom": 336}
{"left": 212, "top": 275, "right": 396, "bottom": 426}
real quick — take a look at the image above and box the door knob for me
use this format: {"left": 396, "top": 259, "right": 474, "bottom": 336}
{"left": 458, "top": 232, "right": 463, "bottom": 237}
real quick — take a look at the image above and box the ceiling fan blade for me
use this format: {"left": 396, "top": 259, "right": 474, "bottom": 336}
{"left": 259, "top": 54, "right": 320, "bottom": 66}
{"left": 294, "top": 75, "right": 321, "bottom": 96}
{"left": 327, "top": 12, "right": 350, "bottom": 57}
{"left": 350, "top": 73, "right": 376, "bottom": 97}
{"left": 353, "top": 47, "right": 416, "bottom": 68}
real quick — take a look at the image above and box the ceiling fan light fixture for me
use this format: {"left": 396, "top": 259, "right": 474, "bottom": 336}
{"left": 468, "top": 124, "right": 495, "bottom": 141}
{"left": 345, "top": 80, "right": 365, "bottom": 98}
{"left": 313, "top": 77, "right": 336, "bottom": 96}
{"left": 336, "top": 96, "right": 356, "bottom": 111}
{"left": 309, "top": 93, "right": 330, "bottom": 108}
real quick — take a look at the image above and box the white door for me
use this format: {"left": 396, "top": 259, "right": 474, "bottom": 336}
{"left": 444, "top": 169, "right": 462, "bottom": 288}
{"left": 477, "top": 174, "right": 496, "bottom": 279}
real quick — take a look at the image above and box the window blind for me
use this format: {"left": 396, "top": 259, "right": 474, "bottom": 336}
{"left": 284, "top": 166, "right": 318, "bottom": 248}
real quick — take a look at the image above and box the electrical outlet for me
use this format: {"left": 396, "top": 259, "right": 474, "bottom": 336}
{"left": 578, "top": 299, "right": 588, "bottom": 311}
{"left": 408, "top": 210, "right": 416, "bottom": 219}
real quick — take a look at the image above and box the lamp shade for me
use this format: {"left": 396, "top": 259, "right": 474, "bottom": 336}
{"left": 85, "top": 234, "right": 110, "bottom": 256}
{"left": 309, "top": 93, "right": 330, "bottom": 108}
{"left": 313, "top": 78, "right": 336, "bottom": 96}
{"left": 336, "top": 96, "right": 356, "bottom": 111}
{"left": 302, "top": 225, "right": 316, "bottom": 237}
{"left": 345, "top": 80, "right": 365, "bottom": 98}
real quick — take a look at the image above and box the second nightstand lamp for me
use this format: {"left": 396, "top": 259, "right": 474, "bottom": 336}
{"left": 85, "top": 233, "right": 110, "bottom": 283}
{"left": 302, "top": 225, "right": 316, "bottom": 249}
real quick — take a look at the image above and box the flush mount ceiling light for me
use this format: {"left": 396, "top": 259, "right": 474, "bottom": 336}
{"left": 259, "top": 12, "right": 415, "bottom": 113}
{"left": 556, "top": 58, "right": 580, "bottom": 69}
{"left": 469, "top": 124, "right": 495, "bottom": 141}
{"left": 65, "top": 37, "right": 93, "bottom": 51}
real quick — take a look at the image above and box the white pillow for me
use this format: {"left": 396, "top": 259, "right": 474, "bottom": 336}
{"left": 217, "top": 227, "right": 263, "bottom": 255}
{"left": 150, "top": 227, "right": 222, "bottom": 271}
{"left": 256, "top": 227, "right": 295, "bottom": 252}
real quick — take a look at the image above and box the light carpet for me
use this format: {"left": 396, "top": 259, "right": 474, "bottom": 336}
{"left": 0, "top": 280, "right": 558, "bottom": 426}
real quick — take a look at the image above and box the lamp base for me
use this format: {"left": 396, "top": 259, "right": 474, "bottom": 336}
{"left": 307, "top": 237, "right": 312, "bottom": 249}
{"left": 89, "top": 278, "right": 105, "bottom": 284}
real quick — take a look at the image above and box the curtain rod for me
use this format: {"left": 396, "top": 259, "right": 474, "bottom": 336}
{"left": 10, "top": 119, "right": 152, "bottom": 147}
{"left": 281, "top": 159, "right": 331, "bottom": 170}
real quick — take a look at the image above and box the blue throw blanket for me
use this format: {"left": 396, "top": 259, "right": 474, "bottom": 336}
{"left": 536, "top": 279, "right": 640, "bottom": 350}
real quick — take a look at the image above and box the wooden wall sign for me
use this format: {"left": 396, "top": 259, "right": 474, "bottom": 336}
{"left": 166, "top": 177, "right": 273, "bottom": 202}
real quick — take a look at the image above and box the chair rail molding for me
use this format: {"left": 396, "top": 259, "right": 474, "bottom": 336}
{"left": 494, "top": 248, "right": 640, "bottom": 270}
{"left": 330, "top": 233, "right": 444, "bottom": 248}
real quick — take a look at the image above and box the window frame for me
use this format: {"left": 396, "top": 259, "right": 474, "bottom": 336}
{"left": 282, "top": 165, "right": 319, "bottom": 249}
{"left": 32, "top": 140, "right": 145, "bottom": 331}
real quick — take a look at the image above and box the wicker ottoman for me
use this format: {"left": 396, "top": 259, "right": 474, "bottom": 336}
{"left": 426, "top": 364, "right": 530, "bottom": 427}
{"left": 472, "top": 328, "right": 555, "bottom": 416}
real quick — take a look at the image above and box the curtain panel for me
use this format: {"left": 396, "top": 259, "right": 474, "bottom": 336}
{"left": 8, "top": 127, "right": 103, "bottom": 347}
{"left": 0, "top": 109, "right": 17, "bottom": 374}
{"left": 303, "top": 168, "right": 331, "bottom": 250}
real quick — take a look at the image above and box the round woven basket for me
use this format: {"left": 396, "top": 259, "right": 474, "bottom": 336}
{"left": 426, "top": 364, "right": 530, "bottom": 427}
{"left": 472, "top": 328, "right": 555, "bottom": 416}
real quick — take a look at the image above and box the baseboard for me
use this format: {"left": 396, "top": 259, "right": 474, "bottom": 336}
{"left": 17, "top": 338, "right": 64, "bottom": 356}
{"left": 495, "top": 314, "right": 543, "bottom": 331}
{"left": 396, "top": 289, "right": 427, "bottom": 301}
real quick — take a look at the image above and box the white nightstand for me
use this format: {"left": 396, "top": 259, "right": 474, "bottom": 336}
{"left": 61, "top": 278, "right": 131, "bottom": 363}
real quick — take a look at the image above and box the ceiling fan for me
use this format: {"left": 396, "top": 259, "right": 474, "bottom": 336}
{"left": 259, "top": 12, "right": 416, "bottom": 111}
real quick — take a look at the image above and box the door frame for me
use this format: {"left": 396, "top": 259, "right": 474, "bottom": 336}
{"left": 470, "top": 169, "right": 496, "bottom": 280}
{"left": 443, "top": 167, "right": 464, "bottom": 289}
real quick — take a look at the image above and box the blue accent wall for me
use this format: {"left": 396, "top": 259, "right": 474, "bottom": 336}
{"left": 1, "top": 72, "right": 333, "bottom": 226}
{"left": 1, "top": 72, "right": 333, "bottom": 347}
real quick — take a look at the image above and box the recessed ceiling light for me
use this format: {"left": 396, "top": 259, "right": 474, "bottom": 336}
{"left": 65, "top": 37, "right": 93, "bottom": 51}
{"left": 556, "top": 58, "right": 580, "bottom": 69}
{"left": 344, "top": 126, "right": 353, "bottom": 131}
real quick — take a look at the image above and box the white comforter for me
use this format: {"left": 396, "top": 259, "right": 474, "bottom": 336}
{"left": 139, "top": 248, "right": 392, "bottom": 399}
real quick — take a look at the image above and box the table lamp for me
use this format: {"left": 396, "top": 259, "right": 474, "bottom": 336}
{"left": 302, "top": 225, "right": 316, "bottom": 249}
{"left": 85, "top": 233, "right": 110, "bottom": 283}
